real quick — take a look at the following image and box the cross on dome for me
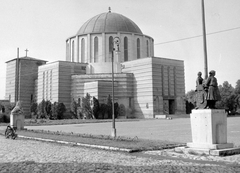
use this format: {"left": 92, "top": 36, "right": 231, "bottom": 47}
{"left": 25, "top": 49, "right": 29, "bottom": 57}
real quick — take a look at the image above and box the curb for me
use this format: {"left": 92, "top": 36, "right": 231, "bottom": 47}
{"left": 0, "top": 132, "right": 133, "bottom": 153}
{"left": 18, "top": 135, "right": 133, "bottom": 152}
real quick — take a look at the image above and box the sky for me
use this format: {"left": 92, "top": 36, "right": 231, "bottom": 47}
{"left": 0, "top": 0, "right": 240, "bottom": 99}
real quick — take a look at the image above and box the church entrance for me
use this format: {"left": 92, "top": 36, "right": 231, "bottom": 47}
{"left": 169, "top": 100, "right": 175, "bottom": 114}
{"left": 163, "top": 99, "right": 175, "bottom": 114}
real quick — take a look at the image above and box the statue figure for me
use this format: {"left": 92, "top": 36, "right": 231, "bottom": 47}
{"left": 205, "top": 70, "right": 221, "bottom": 109}
{"left": 196, "top": 71, "right": 203, "bottom": 87}
{"left": 195, "top": 70, "right": 221, "bottom": 109}
{"left": 195, "top": 72, "right": 207, "bottom": 109}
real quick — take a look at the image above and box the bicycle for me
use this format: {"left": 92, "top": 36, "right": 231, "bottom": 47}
{"left": 5, "top": 125, "right": 17, "bottom": 139}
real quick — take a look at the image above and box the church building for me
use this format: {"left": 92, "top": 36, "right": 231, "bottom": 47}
{"left": 5, "top": 10, "right": 185, "bottom": 118}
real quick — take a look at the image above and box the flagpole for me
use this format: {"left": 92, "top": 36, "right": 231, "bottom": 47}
{"left": 202, "top": 0, "right": 208, "bottom": 79}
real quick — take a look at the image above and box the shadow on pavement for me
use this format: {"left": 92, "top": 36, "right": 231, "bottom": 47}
{"left": 0, "top": 161, "right": 238, "bottom": 172}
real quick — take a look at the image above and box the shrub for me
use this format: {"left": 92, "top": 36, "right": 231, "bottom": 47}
{"left": 96, "top": 100, "right": 119, "bottom": 119}
{"left": 63, "top": 111, "right": 73, "bottom": 119}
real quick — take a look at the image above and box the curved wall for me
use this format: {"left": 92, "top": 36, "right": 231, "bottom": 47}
{"left": 66, "top": 32, "right": 154, "bottom": 73}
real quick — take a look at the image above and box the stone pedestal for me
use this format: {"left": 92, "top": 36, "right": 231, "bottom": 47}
{"left": 187, "top": 109, "right": 233, "bottom": 149}
{"left": 187, "top": 109, "right": 233, "bottom": 150}
{"left": 10, "top": 112, "right": 24, "bottom": 130}
{"left": 174, "top": 109, "right": 240, "bottom": 156}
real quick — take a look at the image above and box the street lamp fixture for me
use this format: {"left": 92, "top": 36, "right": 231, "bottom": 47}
{"left": 111, "top": 37, "right": 120, "bottom": 138}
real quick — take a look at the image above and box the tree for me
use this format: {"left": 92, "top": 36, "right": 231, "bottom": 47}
{"left": 98, "top": 103, "right": 108, "bottom": 119}
{"left": 30, "top": 101, "right": 38, "bottom": 115}
{"left": 216, "top": 81, "right": 236, "bottom": 112}
{"left": 37, "top": 99, "right": 46, "bottom": 118}
{"left": 107, "top": 94, "right": 112, "bottom": 118}
{"left": 234, "top": 80, "right": 240, "bottom": 109}
{"left": 185, "top": 90, "right": 196, "bottom": 105}
{"left": 51, "top": 102, "right": 58, "bottom": 120}
{"left": 119, "top": 104, "right": 126, "bottom": 117}
{"left": 45, "top": 100, "right": 52, "bottom": 118}
{"left": 56, "top": 103, "right": 66, "bottom": 119}
{"left": 185, "top": 90, "right": 196, "bottom": 114}
{"left": 92, "top": 97, "right": 100, "bottom": 119}
{"left": 235, "top": 79, "right": 240, "bottom": 95}
{"left": 114, "top": 102, "right": 119, "bottom": 118}
{"left": 70, "top": 98, "right": 78, "bottom": 118}
{"left": 81, "top": 93, "right": 92, "bottom": 119}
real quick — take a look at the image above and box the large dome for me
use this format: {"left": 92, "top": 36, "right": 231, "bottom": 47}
{"left": 77, "top": 12, "right": 143, "bottom": 35}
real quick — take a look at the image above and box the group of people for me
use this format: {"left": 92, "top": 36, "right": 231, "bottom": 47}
{"left": 195, "top": 70, "right": 221, "bottom": 109}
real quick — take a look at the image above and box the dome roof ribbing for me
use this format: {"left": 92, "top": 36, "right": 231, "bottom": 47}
{"left": 77, "top": 12, "right": 142, "bottom": 35}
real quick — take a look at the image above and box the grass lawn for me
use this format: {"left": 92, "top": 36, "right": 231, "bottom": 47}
{"left": 0, "top": 118, "right": 140, "bottom": 127}
{"left": 0, "top": 118, "right": 185, "bottom": 152}
{"left": 0, "top": 124, "right": 184, "bottom": 152}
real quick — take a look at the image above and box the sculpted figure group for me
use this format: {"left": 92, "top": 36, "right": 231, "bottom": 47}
{"left": 195, "top": 70, "right": 221, "bottom": 109}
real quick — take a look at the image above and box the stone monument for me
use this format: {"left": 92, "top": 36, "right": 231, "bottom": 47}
{"left": 177, "top": 71, "right": 240, "bottom": 156}
{"left": 187, "top": 109, "right": 233, "bottom": 150}
{"left": 10, "top": 101, "right": 24, "bottom": 130}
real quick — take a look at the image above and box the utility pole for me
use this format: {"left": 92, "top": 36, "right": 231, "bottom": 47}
{"left": 202, "top": 0, "right": 208, "bottom": 79}
{"left": 15, "top": 48, "right": 20, "bottom": 102}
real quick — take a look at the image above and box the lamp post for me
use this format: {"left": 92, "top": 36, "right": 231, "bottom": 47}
{"left": 111, "top": 37, "right": 120, "bottom": 138}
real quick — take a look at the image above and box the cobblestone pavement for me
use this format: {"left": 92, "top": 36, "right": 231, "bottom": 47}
{"left": 145, "top": 149, "right": 240, "bottom": 165}
{"left": 1, "top": 136, "right": 240, "bottom": 173}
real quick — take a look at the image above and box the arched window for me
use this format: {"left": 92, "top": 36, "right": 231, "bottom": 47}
{"left": 124, "top": 37, "right": 128, "bottom": 61}
{"left": 146, "top": 40, "right": 149, "bottom": 57}
{"left": 66, "top": 41, "right": 70, "bottom": 61}
{"left": 94, "top": 37, "right": 98, "bottom": 62}
{"left": 81, "top": 38, "right": 85, "bottom": 63}
{"left": 137, "top": 38, "right": 140, "bottom": 59}
{"left": 71, "top": 41, "right": 74, "bottom": 62}
{"left": 109, "top": 36, "right": 113, "bottom": 62}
